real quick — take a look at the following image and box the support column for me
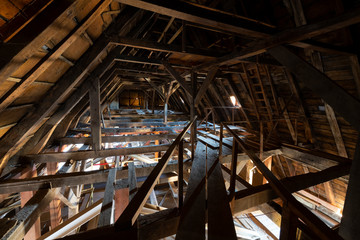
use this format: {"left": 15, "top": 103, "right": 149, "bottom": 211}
{"left": 20, "top": 166, "right": 41, "bottom": 240}
{"left": 190, "top": 71, "right": 197, "bottom": 159}
{"left": 89, "top": 77, "right": 101, "bottom": 151}
{"left": 47, "top": 162, "right": 62, "bottom": 229}
{"left": 151, "top": 89, "right": 155, "bottom": 114}
{"left": 340, "top": 137, "right": 360, "bottom": 239}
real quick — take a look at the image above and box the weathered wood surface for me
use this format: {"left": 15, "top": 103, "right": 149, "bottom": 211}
{"left": 194, "top": 8, "right": 360, "bottom": 69}
{"left": 59, "top": 133, "right": 187, "bottom": 145}
{"left": 207, "top": 161, "right": 237, "bottom": 240}
{"left": 25, "top": 144, "right": 171, "bottom": 163}
{"left": 281, "top": 144, "right": 351, "bottom": 171}
{"left": 0, "top": 162, "right": 192, "bottom": 194}
{"left": 115, "top": 120, "right": 194, "bottom": 229}
{"left": 115, "top": 0, "right": 273, "bottom": 38}
{"left": 225, "top": 124, "right": 342, "bottom": 240}
{"left": 269, "top": 45, "right": 360, "bottom": 132}
{"left": 176, "top": 142, "right": 217, "bottom": 240}
{"left": 233, "top": 163, "right": 350, "bottom": 214}
{"left": 0, "top": 7, "right": 143, "bottom": 175}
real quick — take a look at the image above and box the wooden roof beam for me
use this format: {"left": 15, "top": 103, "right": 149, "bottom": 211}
{"left": 163, "top": 61, "right": 193, "bottom": 97}
{"left": 115, "top": 0, "right": 273, "bottom": 38}
{"left": 110, "top": 36, "right": 227, "bottom": 57}
{"left": 194, "top": 66, "right": 218, "bottom": 107}
{"left": 194, "top": 7, "right": 360, "bottom": 70}
{"left": 0, "top": 9, "right": 144, "bottom": 175}
{"left": 0, "top": 161, "right": 192, "bottom": 195}
{"left": 0, "top": 0, "right": 112, "bottom": 113}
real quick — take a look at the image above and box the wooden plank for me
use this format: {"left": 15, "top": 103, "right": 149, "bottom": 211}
{"left": 207, "top": 162, "right": 237, "bottom": 240}
{"left": 98, "top": 159, "right": 118, "bottom": 227}
{"left": 60, "top": 133, "right": 185, "bottom": 145}
{"left": 224, "top": 124, "right": 342, "bottom": 240}
{"left": 47, "top": 162, "right": 62, "bottom": 229}
{"left": 74, "top": 125, "right": 185, "bottom": 134}
{"left": 178, "top": 140, "right": 184, "bottom": 208}
{"left": 128, "top": 162, "right": 137, "bottom": 201}
{"left": 197, "top": 135, "right": 219, "bottom": 149}
{"left": 111, "top": 36, "right": 227, "bottom": 58}
{"left": 115, "top": 0, "right": 273, "bottom": 38}
{"left": 20, "top": 166, "right": 41, "bottom": 240}
{"left": 0, "top": 162, "right": 193, "bottom": 194}
{"left": 194, "top": 67, "right": 218, "bottom": 106}
{"left": 25, "top": 144, "right": 172, "bottom": 163}
{"left": 269, "top": 45, "right": 360, "bottom": 132}
{"left": 190, "top": 71, "right": 197, "bottom": 160}
{"left": 281, "top": 144, "right": 351, "bottom": 170}
{"left": 114, "top": 120, "right": 194, "bottom": 229}
{"left": 229, "top": 140, "right": 238, "bottom": 198}
{"left": 176, "top": 142, "right": 217, "bottom": 240}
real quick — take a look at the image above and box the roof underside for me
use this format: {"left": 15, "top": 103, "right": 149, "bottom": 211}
{"left": 0, "top": 0, "right": 359, "bottom": 239}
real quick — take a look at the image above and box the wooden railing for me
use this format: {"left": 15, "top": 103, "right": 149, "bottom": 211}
{"left": 114, "top": 118, "right": 196, "bottom": 229}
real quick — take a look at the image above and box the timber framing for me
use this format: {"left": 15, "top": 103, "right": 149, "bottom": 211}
{"left": 1, "top": 1, "right": 360, "bottom": 239}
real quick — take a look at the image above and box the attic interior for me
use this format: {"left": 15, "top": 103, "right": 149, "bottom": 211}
{"left": 1, "top": 0, "right": 360, "bottom": 239}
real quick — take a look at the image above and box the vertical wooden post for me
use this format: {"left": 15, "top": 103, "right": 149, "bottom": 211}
{"left": 182, "top": 20, "right": 186, "bottom": 52}
{"left": 340, "top": 136, "right": 360, "bottom": 239}
{"left": 212, "top": 111, "right": 216, "bottom": 132}
{"left": 191, "top": 71, "right": 197, "bottom": 160}
{"left": 115, "top": 160, "right": 136, "bottom": 221}
{"left": 178, "top": 140, "right": 184, "bottom": 209}
{"left": 280, "top": 203, "right": 298, "bottom": 240}
{"left": 114, "top": 189, "right": 129, "bottom": 221}
{"left": 219, "top": 122, "right": 223, "bottom": 159}
{"left": 260, "top": 121, "right": 264, "bottom": 160}
{"left": 263, "top": 156, "right": 272, "bottom": 184}
{"left": 151, "top": 89, "right": 155, "bottom": 114}
{"left": 164, "top": 102, "right": 168, "bottom": 124}
{"left": 47, "top": 162, "right": 62, "bottom": 229}
{"left": 20, "top": 166, "right": 41, "bottom": 240}
{"left": 89, "top": 77, "right": 101, "bottom": 151}
{"left": 229, "top": 140, "right": 238, "bottom": 198}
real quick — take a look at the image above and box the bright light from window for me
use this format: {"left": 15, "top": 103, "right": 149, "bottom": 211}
{"left": 230, "top": 96, "right": 236, "bottom": 106}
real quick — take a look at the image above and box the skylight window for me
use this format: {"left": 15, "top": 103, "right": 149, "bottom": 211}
{"left": 230, "top": 96, "right": 241, "bottom": 107}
